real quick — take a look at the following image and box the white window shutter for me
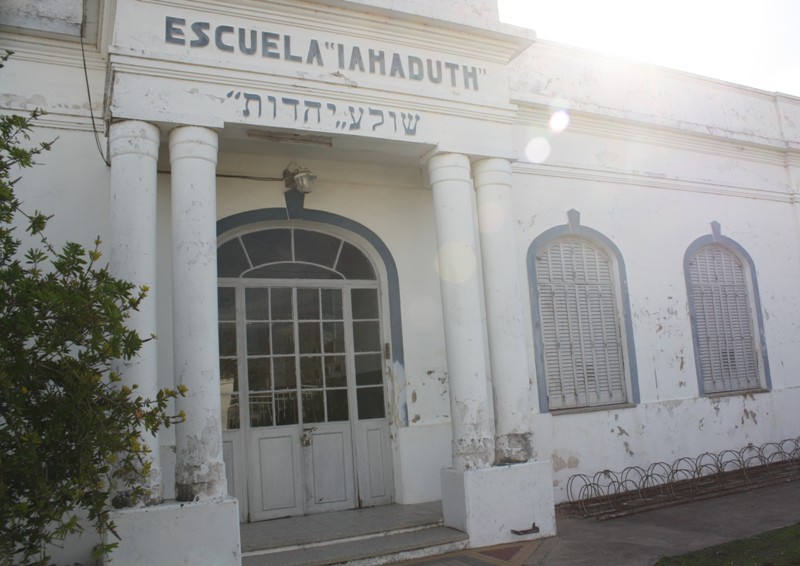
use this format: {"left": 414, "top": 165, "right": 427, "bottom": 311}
{"left": 537, "top": 239, "right": 627, "bottom": 410}
{"left": 689, "top": 246, "right": 759, "bottom": 393}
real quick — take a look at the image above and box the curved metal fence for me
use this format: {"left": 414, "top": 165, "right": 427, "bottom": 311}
{"left": 563, "top": 437, "right": 800, "bottom": 518}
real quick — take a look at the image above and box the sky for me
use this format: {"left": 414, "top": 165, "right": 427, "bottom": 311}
{"left": 497, "top": 0, "right": 800, "bottom": 97}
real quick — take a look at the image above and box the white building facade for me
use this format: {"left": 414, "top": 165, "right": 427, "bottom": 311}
{"left": 2, "top": 0, "right": 800, "bottom": 563}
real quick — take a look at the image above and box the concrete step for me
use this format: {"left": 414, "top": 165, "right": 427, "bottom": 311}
{"left": 240, "top": 501, "right": 447, "bottom": 552}
{"left": 242, "top": 525, "right": 469, "bottom": 566}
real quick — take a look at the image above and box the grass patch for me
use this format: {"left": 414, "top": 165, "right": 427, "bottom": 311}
{"left": 654, "top": 522, "right": 800, "bottom": 566}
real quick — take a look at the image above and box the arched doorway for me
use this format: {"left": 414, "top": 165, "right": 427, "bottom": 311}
{"left": 217, "top": 225, "right": 394, "bottom": 522}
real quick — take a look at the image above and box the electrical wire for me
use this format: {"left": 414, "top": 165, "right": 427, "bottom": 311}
{"left": 80, "top": 5, "right": 110, "bottom": 166}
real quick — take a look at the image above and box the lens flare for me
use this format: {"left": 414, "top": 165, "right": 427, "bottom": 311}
{"left": 524, "top": 137, "right": 551, "bottom": 163}
{"left": 549, "top": 110, "right": 570, "bottom": 132}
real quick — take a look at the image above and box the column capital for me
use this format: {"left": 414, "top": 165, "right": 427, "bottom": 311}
{"left": 109, "top": 120, "right": 160, "bottom": 161}
{"left": 471, "top": 157, "right": 513, "bottom": 189}
{"left": 426, "top": 152, "right": 471, "bottom": 185}
{"left": 169, "top": 126, "right": 219, "bottom": 165}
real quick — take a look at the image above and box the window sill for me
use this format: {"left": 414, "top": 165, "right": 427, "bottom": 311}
{"left": 549, "top": 402, "right": 636, "bottom": 416}
{"left": 705, "top": 387, "right": 770, "bottom": 399}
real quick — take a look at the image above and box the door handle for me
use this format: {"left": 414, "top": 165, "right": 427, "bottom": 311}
{"left": 301, "top": 426, "right": 317, "bottom": 447}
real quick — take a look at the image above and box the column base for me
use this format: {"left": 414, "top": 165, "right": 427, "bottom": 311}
{"left": 441, "top": 461, "right": 555, "bottom": 548}
{"left": 104, "top": 497, "right": 240, "bottom": 565}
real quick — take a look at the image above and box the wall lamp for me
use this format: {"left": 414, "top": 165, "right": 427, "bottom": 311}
{"left": 283, "top": 163, "right": 316, "bottom": 194}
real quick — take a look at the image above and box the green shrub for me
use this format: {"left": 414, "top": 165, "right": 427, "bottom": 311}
{"left": 0, "top": 52, "right": 183, "bottom": 565}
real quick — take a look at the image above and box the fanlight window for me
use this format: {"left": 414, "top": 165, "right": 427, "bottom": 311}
{"left": 218, "top": 228, "right": 376, "bottom": 280}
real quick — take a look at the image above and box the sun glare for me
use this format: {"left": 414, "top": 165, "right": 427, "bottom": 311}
{"left": 548, "top": 110, "right": 569, "bottom": 133}
{"left": 496, "top": 0, "right": 799, "bottom": 96}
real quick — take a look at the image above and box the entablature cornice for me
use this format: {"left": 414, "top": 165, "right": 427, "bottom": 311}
{"left": 514, "top": 162, "right": 792, "bottom": 204}
{"left": 514, "top": 98, "right": 793, "bottom": 168}
{"left": 109, "top": 54, "right": 519, "bottom": 125}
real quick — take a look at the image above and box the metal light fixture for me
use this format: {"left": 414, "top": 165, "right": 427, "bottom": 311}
{"left": 283, "top": 163, "right": 316, "bottom": 194}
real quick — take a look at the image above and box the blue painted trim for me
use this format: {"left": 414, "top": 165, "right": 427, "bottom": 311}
{"left": 527, "top": 220, "right": 640, "bottom": 413}
{"left": 217, "top": 208, "right": 408, "bottom": 425}
{"left": 284, "top": 188, "right": 306, "bottom": 219}
{"left": 683, "top": 233, "right": 772, "bottom": 395}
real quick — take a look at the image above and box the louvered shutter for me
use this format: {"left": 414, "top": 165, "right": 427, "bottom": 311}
{"left": 688, "top": 246, "right": 759, "bottom": 393}
{"left": 536, "top": 239, "right": 627, "bottom": 410}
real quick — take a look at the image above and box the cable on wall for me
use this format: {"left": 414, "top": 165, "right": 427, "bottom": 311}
{"left": 80, "top": 4, "right": 110, "bottom": 167}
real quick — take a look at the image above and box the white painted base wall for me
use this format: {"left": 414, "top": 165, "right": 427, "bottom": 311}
{"left": 546, "top": 387, "right": 800, "bottom": 504}
{"left": 441, "top": 461, "right": 556, "bottom": 548}
{"left": 394, "top": 423, "right": 452, "bottom": 504}
{"left": 104, "top": 497, "right": 241, "bottom": 565}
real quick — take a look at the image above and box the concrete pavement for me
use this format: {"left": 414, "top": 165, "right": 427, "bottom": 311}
{"left": 397, "top": 480, "right": 800, "bottom": 566}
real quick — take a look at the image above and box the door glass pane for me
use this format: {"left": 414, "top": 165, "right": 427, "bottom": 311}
{"left": 300, "top": 356, "right": 323, "bottom": 388}
{"left": 220, "top": 358, "right": 239, "bottom": 430}
{"left": 355, "top": 354, "right": 382, "bottom": 385}
{"left": 353, "top": 321, "right": 381, "bottom": 352}
{"left": 246, "top": 322, "right": 270, "bottom": 355}
{"left": 297, "top": 288, "right": 320, "bottom": 320}
{"left": 271, "top": 322, "right": 294, "bottom": 355}
{"left": 352, "top": 288, "right": 379, "bottom": 319}
{"left": 325, "top": 356, "right": 347, "bottom": 387}
{"left": 327, "top": 389, "right": 349, "bottom": 421}
{"left": 273, "top": 357, "right": 296, "bottom": 389}
{"left": 357, "top": 387, "right": 385, "bottom": 419}
{"left": 275, "top": 392, "right": 298, "bottom": 425}
{"left": 218, "top": 287, "right": 236, "bottom": 321}
{"left": 323, "top": 322, "right": 345, "bottom": 353}
{"left": 321, "top": 289, "right": 342, "bottom": 319}
{"left": 248, "top": 357, "right": 271, "bottom": 391}
{"left": 271, "top": 288, "right": 293, "bottom": 320}
{"left": 302, "top": 391, "right": 325, "bottom": 423}
{"left": 250, "top": 392, "right": 273, "bottom": 427}
{"left": 245, "top": 287, "right": 269, "bottom": 320}
{"left": 298, "top": 322, "right": 321, "bottom": 354}
{"left": 219, "top": 322, "right": 237, "bottom": 356}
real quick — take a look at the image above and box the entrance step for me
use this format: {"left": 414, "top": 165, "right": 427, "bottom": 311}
{"left": 241, "top": 502, "right": 469, "bottom": 566}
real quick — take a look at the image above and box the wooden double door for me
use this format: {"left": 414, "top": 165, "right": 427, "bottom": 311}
{"left": 218, "top": 283, "right": 393, "bottom": 521}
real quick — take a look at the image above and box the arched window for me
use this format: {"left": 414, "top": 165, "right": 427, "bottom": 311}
{"left": 217, "top": 227, "right": 376, "bottom": 280}
{"left": 528, "top": 211, "right": 639, "bottom": 413}
{"left": 684, "top": 224, "right": 770, "bottom": 395}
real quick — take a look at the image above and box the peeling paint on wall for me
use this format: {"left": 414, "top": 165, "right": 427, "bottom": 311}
{"left": 623, "top": 441, "right": 634, "bottom": 457}
{"left": 552, "top": 453, "right": 580, "bottom": 472}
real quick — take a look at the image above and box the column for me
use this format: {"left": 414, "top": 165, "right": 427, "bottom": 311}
{"left": 427, "top": 152, "right": 494, "bottom": 470}
{"left": 169, "top": 126, "right": 227, "bottom": 501}
{"left": 473, "top": 158, "right": 533, "bottom": 464}
{"left": 108, "top": 120, "right": 162, "bottom": 504}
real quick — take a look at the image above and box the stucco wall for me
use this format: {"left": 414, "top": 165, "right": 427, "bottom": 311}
{"left": 3, "top": 0, "right": 800, "bottom": 526}
{"left": 509, "top": 48, "right": 800, "bottom": 501}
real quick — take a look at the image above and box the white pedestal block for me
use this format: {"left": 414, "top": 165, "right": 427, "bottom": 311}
{"left": 104, "top": 497, "right": 241, "bottom": 565}
{"left": 441, "top": 461, "right": 555, "bottom": 548}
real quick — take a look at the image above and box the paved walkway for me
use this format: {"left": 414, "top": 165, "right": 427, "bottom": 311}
{"left": 396, "top": 480, "right": 800, "bottom": 566}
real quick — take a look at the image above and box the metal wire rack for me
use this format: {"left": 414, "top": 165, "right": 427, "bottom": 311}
{"left": 562, "top": 437, "right": 800, "bottom": 519}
